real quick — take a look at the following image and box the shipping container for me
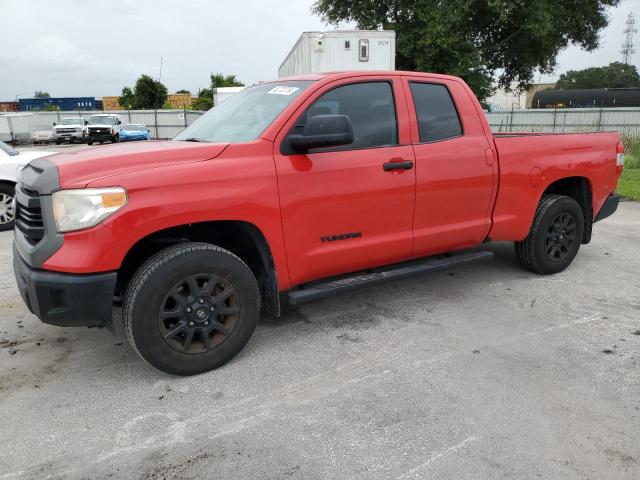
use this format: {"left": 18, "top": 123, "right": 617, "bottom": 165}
{"left": 278, "top": 30, "right": 395, "bottom": 78}
{"left": 19, "top": 97, "right": 103, "bottom": 112}
{"left": 0, "top": 102, "right": 19, "bottom": 112}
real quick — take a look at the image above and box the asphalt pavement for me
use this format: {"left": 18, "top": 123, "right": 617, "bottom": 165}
{"left": 0, "top": 201, "right": 639, "bottom": 479}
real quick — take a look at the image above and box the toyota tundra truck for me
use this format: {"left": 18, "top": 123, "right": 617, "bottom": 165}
{"left": 12, "top": 71, "right": 624, "bottom": 375}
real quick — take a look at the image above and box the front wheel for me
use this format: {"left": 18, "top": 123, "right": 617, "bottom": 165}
{"left": 0, "top": 184, "right": 16, "bottom": 231}
{"left": 123, "top": 243, "right": 260, "bottom": 375}
{"left": 515, "top": 195, "right": 584, "bottom": 275}
{"left": 113, "top": 134, "right": 120, "bottom": 143}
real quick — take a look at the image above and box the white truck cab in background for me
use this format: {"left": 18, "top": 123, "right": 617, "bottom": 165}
{"left": 84, "top": 113, "right": 122, "bottom": 145}
{"left": 52, "top": 117, "right": 84, "bottom": 144}
{"left": 278, "top": 30, "right": 396, "bottom": 78}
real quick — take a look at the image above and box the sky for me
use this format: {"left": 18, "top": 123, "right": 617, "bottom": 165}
{"left": 0, "top": 0, "right": 638, "bottom": 100}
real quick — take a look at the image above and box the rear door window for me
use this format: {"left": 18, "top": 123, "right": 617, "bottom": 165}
{"left": 409, "top": 83, "right": 462, "bottom": 142}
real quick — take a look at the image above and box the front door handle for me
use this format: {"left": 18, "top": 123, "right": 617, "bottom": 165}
{"left": 383, "top": 160, "right": 414, "bottom": 171}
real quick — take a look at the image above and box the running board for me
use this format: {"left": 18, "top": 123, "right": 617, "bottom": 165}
{"left": 286, "top": 250, "right": 494, "bottom": 305}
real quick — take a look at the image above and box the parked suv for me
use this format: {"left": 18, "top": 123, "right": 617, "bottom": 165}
{"left": 52, "top": 117, "right": 84, "bottom": 144}
{"left": 84, "top": 114, "right": 122, "bottom": 144}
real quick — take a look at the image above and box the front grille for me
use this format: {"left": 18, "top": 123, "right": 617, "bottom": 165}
{"left": 89, "top": 127, "right": 110, "bottom": 134}
{"left": 16, "top": 187, "right": 45, "bottom": 245}
{"left": 56, "top": 128, "right": 76, "bottom": 133}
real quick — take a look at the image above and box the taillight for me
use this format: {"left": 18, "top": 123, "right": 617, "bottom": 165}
{"left": 616, "top": 141, "right": 625, "bottom": 177}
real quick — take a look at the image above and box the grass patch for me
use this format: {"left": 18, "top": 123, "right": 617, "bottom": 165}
{"left": 616, "top": 136, "right": 639, "bottom": 201}
{"left": 617, "top": 168, "right": 640, "bottom": 201}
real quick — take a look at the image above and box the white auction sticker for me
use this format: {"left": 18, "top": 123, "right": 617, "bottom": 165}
{"left": 268, "top": 86, "right": 300, "bottom": 95}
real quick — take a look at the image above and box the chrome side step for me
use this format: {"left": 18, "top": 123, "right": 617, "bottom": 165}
{"left": 286, "top": 250, "right": 494, "bottom": 305}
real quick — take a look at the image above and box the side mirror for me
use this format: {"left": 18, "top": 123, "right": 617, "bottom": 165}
{"left": 288, "top": 115, "right": 354, "bottom": 152}
{"left": 52, "top": 122, "right": 57, "bottom": 126}
{"left": 84, "top": 120, "right": 88, "bottom": 125}
{"left": 147, "top": 129, "right": 150, "bottom": 133}
{"left": 117, "top": 120, "right": 122, "bottom": 125}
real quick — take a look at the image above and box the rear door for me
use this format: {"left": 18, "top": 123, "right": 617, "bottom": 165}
{"left": 403, "top": 77, "right": 497, "bottom": 256}
{"left": 274, "top": 77, "right": 416, "bottom": 286}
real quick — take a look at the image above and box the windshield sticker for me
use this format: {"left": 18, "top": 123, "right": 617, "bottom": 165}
{"left": 268, "top": 86, "right": 300, "bottom": 96}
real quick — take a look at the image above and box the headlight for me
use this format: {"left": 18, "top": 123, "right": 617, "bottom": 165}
{"left": 52, "top": 187, "right": 127, "bottom": 232}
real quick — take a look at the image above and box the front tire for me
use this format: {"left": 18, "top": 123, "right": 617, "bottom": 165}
{"left": 123, "top": 243, "right": 260, "bottom": 375}
{"left": 113, "top": 134, "right": 120, "bottom": 143}
{"left": 515, "top": 195, "right": 584, "bottom": 275}
{"left": 0, "top": 184, "right": 16, "bottom": 232}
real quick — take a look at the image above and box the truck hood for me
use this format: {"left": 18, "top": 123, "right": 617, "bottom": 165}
{"left": 49, "top": 141, "right": 229, "bottom": 188}
{"left": 54, "top": 125, "right": 82, "bottom": 130}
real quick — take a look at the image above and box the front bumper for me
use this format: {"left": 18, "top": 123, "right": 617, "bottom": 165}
{"left": 52, "top": 132, "right": 83, "bottom": 140}
{"left": 13, "top": 244, "right": 117, "bottom": 327}
{"left": 87, "top": 131, "right": 115, "bottom": 142}
{"left": 594, "top": 194, "right": 620, "bottom": 222}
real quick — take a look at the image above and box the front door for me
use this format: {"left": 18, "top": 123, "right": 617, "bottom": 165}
{"left": 274, "top": 78, "right": 416, "bottom": 286}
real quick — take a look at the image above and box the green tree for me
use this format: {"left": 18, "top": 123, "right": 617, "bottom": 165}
{"left": 210, "top": 73, "right": 244, "bottom": 88}
{"left": 124, "top": 74, "right": 168, "bottom": 109}
{"left": 192, "top": 88, "right": 213, "bottom": 111}
{"left": 312, "top": 0, "right": 620, "bottom": 102}
{"left": 34, "top": 91, "right": 51, "bottom": 99}
{"left": 555, "top": 62, "right": 640, "bottom": 90}
{"left": 119, "top": 87, "right": 135, "bottom": 109}
{"left": 175, "top": 89, "right": 191, "bottom": 94}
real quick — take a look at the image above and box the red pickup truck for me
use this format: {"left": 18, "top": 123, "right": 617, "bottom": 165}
{"left": 13, "top": 71, "right": 625, "bottom": 375}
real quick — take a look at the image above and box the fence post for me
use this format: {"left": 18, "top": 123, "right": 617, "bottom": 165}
{"left": 183, "top": 106, "right": 187, "bottom": 128}
{"left": 596, "top": 104, "right": 604, "bottom": 132}
{"left": 508, "top": 105, "right": 514, "bottom": 132}
{"left": 128, "top": 109, "right": 131, "bottom": 123}
{"left": 154, "top": 109, "right": 158, "bottom": 138}
{"left": 552, "top": 108, "right": 557, "bottom": 133}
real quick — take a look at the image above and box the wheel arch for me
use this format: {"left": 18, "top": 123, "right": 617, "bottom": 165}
{"left": 117, "top": 220, "right": 281, "bottom": 317}
{"left": 539, "top": 176, "right": 593, "bottom": 244}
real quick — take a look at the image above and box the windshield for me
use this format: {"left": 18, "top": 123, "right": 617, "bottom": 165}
{"left": 61, "top": 118, "right": 82, "bottom": 125}
{"left": 88, "top": 116, "right": 117, "bottom": 125}
{"left": 174, "top": 80, "right": 314, "bottom": 143}
{"left": 0, "top": 141, "right": 19, "bottom": 156}
{"left": 124, "top": 124, "right": 146, "bottom": 131}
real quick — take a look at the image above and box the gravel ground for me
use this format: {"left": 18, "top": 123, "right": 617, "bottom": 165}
{"left": 0, "top": 202, "right": 639, "bottom": 480}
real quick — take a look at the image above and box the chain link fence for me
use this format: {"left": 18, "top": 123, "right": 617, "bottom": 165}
{"left": 0, "top": 109, "right": 206, "bottom": 143}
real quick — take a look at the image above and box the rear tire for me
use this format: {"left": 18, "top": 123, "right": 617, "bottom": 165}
{"left": 515, "top": 195, "right": 584, "bottom": 275}
{"left": 0, "top": 184, "right": 16, "bottom": 232}
{"left": 123, "top": 243, "right": 260, "bottom": 375}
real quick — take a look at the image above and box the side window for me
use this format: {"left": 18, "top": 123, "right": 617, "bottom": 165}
{"left": 409, "top": 82, "right": 462, "bottom": 143}
{"left": 300, "top": 82, "right": 398, "bottom": 150}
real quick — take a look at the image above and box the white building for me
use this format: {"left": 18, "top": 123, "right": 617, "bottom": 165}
{"left": 279, "top": 30, "right": 396, "bottom": 78}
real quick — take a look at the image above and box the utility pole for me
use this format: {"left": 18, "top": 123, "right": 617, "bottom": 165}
{"left": 621, "top": 12, "right": 637, "bottom": 65}
{"left": 158, "top": 57, "right": 164, "bottom": 82}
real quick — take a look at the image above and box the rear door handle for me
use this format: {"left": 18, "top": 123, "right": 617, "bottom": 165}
{"left": 383, "top": 160, "right": 414, "bottom": 171}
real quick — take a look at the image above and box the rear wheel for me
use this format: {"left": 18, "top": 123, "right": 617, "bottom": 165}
{"left": 123, "top": 243, "right": 260, "bottom": 375}
{"left": 515, "top": 195, "right": 584, "bottom": 274}
{"left": 0, "top": 184, "right": 16, "bottom": 232}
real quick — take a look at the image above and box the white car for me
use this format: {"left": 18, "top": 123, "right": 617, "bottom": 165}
{"left": 0, "top": 141, "right": 55, "bottom": 231}
{"left": 32, "top": 126, "right": 54, "bottom": 144}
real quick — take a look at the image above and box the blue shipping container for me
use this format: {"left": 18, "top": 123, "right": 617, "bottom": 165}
{"left": 19, "top": 97, "right": 102, "bottom": 112}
